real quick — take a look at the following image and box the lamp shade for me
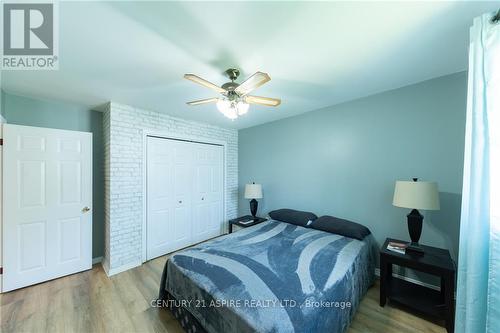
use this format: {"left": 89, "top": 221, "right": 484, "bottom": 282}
{"left": 245, "top": 183, "right": 263, "bottom": 199}
{"left": 393, "top": 180, "right": 440, "bottom": 210}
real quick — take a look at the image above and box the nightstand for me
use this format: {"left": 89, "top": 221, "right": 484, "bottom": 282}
{"left": 229, "top": 215, "right": 267, "bottom": 233}
{"left": 380, "top": 238, "right": 456, "bottom": 333}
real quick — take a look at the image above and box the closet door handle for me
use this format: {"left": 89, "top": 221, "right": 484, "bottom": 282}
{"left": 201, "top": 197, "right": 204, "bottom": 201}
{"left": 178, "top": 200, "right": 182, "bottom": 204}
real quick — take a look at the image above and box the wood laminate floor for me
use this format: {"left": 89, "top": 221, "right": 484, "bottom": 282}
{"left": 1, "top": 256, "right": 446, "bottom": 333}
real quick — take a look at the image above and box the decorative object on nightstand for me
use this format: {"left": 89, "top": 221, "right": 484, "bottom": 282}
{"left": 244, "top": 182, "right": 263, "bottom": 217}
{"left": 386, "top": 241, "right": 408, "bottom": 254}
{"left": 380, "top": 238, "right": 456, "bottom": 333}
{"left": 393, "top": 178, "right": 440, "bottom": 255}
{"left": 229, "top": 215, "right": 267, "bottom": 233}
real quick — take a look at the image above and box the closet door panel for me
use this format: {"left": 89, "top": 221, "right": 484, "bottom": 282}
{"left": 209, "top": 201, "right": 223, "bottom": 232}
{"left": 208, "top": 146, "right": 224, "bottom": 236}
{"left": 192, "top": 149, "right": 210, "bottom": 243}
{"left": 147, "top": 137, "right": 175, "bottom": 259}
{"left": 171, "top": 141, "right": 193, "bottom": 249}
{"left": 192, "top": 144, "right": 224, "bottom": 242}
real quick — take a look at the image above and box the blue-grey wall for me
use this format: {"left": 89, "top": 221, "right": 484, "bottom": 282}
{"left": 239, "top": 72, "right": 466, "bottom": 282}
{"left": 1, "top": 91, "right": 105, "bottom": 259}
{"left": 1, "top": 90, "right": 5, "bottom": 120}
{"left": 0, "top": 90, "right": 3, "bottom": 119}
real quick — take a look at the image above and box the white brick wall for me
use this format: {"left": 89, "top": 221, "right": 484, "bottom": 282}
{"left": 103, "top": 102, "right": 238, "bottom": 273}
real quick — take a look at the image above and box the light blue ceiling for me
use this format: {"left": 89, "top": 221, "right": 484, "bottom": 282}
{"left": 2, "top": 1, "right": 499, "bottom": 129}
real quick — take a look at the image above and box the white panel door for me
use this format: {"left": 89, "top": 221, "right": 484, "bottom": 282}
{"left": 192, "top": 144, "right": 224, "bottom": 243}
{"left": 146, "top": 137, "right": 174, "bottom": 260}
{"left": 147, "top": 137, "right": 194, "bottom": 259}
{"left": 171, "top": 140, "right": 194, "bottom": 250}
{"left": 3, "top": 124, "right": 92, "bottom": 292}
{"left": 146, "top": 137, "right": 223, "bottom": 260}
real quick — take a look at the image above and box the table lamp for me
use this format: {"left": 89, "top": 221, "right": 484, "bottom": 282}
{"left": 244, "top": 182, "right": 263, "bottom": 217}
{"left": 392, "top": 178, "right": 440, "bottom": 254}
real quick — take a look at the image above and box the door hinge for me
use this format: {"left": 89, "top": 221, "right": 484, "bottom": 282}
{"left": 0, "top": 267, "right": 3, "bottom": 274}
{"left": 0, "top": 138, "right": 3, "bottom": 145}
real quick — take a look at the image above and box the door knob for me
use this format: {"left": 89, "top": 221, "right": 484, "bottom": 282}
{"left": 201, "top": 197, "right": 204, "bottom": 201}
{"left": 179, "top": 200, "right": 182, "bottom": 204}
{"left": 82, "top": 206, "right": 91, "bottom": 213}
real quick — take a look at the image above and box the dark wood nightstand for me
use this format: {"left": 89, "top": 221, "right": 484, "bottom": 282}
{"left": 229, "top": 215, "right": 267, "bottom": 233}
{"left": 380, "top": 238, "right": 456, "bottom": 333}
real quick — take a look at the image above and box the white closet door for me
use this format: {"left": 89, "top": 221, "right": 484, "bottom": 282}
{"left": 146, "top": 137, "right": 193, "bottom": 260}
{"left": 147, "top": 137, "right": 174, "bottom": 260}
{"left": 3, "top": 124, "right": 92, "bottom": 292}
{"left": 171, "top": 140, "right": 194, "bottom": 250}
{"left": 146, "top": 137, "right": 224, "bottom": 260}
{"left": 192, "top": 144, "right": 224, "bottom": 243}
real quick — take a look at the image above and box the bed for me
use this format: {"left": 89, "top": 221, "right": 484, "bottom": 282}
{"left": 158, "top": 219, "right": 376, "bottom": 333}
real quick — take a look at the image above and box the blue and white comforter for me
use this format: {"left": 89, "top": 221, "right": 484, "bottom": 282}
{"left": 160, "top": 220, "right": 376, "bottom": 333}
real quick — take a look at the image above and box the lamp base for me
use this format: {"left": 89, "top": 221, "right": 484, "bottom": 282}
{"left": 407, "top": 209, "right": 424, "bottom": 255}
{"left": 250, "top": 199, "right": 258, "bottom": 217}
{"left": 406, "top": 242, "right": 424, "bottom": 255}
{"left": 407, "top": 209, "right": 423, "bottom": 242}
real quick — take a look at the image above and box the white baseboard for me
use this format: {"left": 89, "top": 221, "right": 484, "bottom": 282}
{"left": 103, "top": 260, "right": 142, "bottom": 277}
{"left": 92, "top": 256, "right": 103, "bottom": 265}
{"left": 374, "top": 268, "right": 440, "bottom": 291}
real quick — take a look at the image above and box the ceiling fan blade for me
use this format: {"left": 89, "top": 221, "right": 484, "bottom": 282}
{"left": 186, "top": 97, "right": 219, "bottom": 106}
{"left": 184, "top": 74, "right": 227, "bottom": 94}
{"left": 244, "top": 95, "right": 281, "bottom": 107}
{"left": 235, "top": 72, "right": 271, "bottom": 96}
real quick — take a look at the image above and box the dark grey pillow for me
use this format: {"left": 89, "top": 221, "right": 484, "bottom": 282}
{"left": 268, "top": 209, "right": 318, "bottom": 227}
{"left": 311, "top": 215, "right": 371, "bottom": 240}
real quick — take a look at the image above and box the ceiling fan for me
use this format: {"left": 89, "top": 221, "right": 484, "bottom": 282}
{"left": 184, "top": 68, "right": 281, "bottom": 120}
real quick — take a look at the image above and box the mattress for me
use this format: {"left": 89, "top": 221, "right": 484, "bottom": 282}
{"left": 159, "top": 220, "right": 376, "bottom": 333}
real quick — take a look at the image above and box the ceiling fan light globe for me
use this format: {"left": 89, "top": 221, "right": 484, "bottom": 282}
{"left": 237, "top": 101, "right": 250, "bottom": 115}
{"left": 216, "top": 99, "right": 231, "bottom": 113}
{"left": 225, "top": 108, "right": 238, "bottom": 120}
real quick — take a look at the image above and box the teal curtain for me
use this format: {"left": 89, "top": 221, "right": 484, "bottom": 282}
{"left": 455, "top": 11, "right": 500, "bottom": 333}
